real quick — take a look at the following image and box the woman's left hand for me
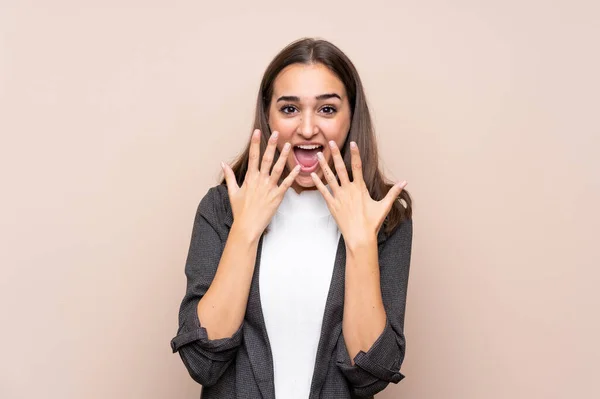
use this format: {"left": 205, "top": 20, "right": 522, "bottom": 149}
{"left": 311, "top": 140, "right": 407, "bottom": 247}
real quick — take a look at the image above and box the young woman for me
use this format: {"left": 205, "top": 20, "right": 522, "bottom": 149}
{"left": 170, "top": 38, "right": 413, "bottom": 399}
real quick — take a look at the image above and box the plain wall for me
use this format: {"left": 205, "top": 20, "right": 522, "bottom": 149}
{"left": 1, "top": 1, "right": 598, "bottom": 398}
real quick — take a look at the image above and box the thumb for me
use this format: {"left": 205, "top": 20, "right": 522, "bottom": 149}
{"left": 221, "top": 161, "right": 239, "bottom": 197}
{"left": 382, "top": 180, "right": 407, "bottom": 213}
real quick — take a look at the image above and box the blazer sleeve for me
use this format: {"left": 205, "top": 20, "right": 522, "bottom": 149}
{"left": 170, "top": 186, "right": 244, "bottom": 387}
{"left": 336, "top": 218, "right": 413, "bottom": 397}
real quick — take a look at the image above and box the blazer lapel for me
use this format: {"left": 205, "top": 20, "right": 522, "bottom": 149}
{"left": 243, "top": 234, "right": 350, "bottom": 399}
{"left": 307, "top": 234, "right": 347, "bottom": 398}
{"left": 244, "top": 234, "right": 277, "bottom": 399}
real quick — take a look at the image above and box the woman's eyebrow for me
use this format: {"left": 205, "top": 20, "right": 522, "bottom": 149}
{"left": 316, "top": 93, "right": 342, "bottom": 101}
{"left": 276, "top": 93, "right": 342, "bottom": 103}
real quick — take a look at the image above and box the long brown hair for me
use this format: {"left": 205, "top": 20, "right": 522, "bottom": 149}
{"left": 220, "top": 38, "right": 412, "bottom": 235}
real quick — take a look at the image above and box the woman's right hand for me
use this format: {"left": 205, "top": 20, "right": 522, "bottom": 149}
{"left": 221, "top": 129, "right": 301, "bottom": 241}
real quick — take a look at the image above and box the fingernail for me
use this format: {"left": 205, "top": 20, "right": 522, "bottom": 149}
{"left": 272, "top": 131, "right": 278, "bottom": 138}
{"left": 284, "top": 142, "right": 290, "bottom": 150}
{"left": 350, "top": 141, "right": 357, "bottom": 149}
{"left": 317, "top": 152, "right": 323, "bottom": 160}
{"left": 329, "top": 140, "right": 335, "bottom": 148}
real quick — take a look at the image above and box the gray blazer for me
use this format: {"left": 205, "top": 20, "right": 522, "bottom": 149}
{"left": 170, "top": 184, "right": 413, "bottom": 398}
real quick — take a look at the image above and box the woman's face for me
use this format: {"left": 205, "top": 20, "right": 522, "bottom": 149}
{"left": 268, "top": 63, "right": 351, "bottom": 193}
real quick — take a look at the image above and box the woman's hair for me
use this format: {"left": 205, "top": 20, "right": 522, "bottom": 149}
{"left": 220, "top": 37, "right": 412, "bottom": 235}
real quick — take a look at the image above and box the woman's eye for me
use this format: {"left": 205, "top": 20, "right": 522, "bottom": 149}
{"left": 320, "top": 106, "right": 337, "bottom": 114}
{"left": 280, "top": 105, "right": 297, "bottom": 114}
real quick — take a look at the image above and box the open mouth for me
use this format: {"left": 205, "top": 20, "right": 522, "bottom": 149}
{"left": 293, "top": 144, "right": 323, "bottom": 173}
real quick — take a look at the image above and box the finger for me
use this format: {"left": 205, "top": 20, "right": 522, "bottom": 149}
{"left": 349, "top": 141, "right": 365, "bottom": 185}
{"left": 277, "top": 164, "right": 301, "bottom": 194}
{"left": 328, "top": 140, "right": 350, "bottom": 185}
{"left": 221, "top": 161, "right": 239, "bottom": 197}
{"left": 316, "top": 151, "right": 339, "bottom": 194}
{"left": 269, "top": 141, "right": 291, "bottom": 186}
{"left": 381, "top": 180, "right": 407, "bottom": 212}
{"left": 247, "top": 129, "right": 261, "bottom": 175}
{"left": 260, "top": 131, "right": 279, "bottom": 178}
{"left": 311, "top": 172, "right": 334, "bottom": 203}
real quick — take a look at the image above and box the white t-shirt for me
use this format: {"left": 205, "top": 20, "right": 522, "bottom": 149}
{"left": 259, "top": 185, "right": 341, "bottom": 398}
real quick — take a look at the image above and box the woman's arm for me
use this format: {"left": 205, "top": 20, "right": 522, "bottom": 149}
{"left": 337, "top": 218, "right": 413, "bottom": 397}
{"left": 170, "top": 187, "right": 260, "bottom": 387}
{"left": 197, "top": 220, "right": 260, "bottom": 340}
{"left": 342, "top": 234, "right": 387, "bottom": 365}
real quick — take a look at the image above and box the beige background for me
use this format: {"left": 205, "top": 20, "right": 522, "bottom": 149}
{"left": 1, "top": 0, "right": 598, "bottom": 398}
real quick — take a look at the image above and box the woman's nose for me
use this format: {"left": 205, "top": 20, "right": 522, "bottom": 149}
{"left": 297, "top": 114, "right": 319, "bottom": 137}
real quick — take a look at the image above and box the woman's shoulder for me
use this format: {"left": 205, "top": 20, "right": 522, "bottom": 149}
{"left": 196, "top": 183, "right": 232, "bottom": 228}
{"left": 200, "top": 183, "right": 228, "bottom": 204}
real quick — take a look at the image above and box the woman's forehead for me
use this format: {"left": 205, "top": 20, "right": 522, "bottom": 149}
{"left": 272, "top": 63, "right": 347, "bottom": 101}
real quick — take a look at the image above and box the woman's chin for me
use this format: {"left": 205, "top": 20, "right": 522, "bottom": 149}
{"left": 290, "top": 167, "right": 321, "bottom": 186}
{"left": 294, "top": 174, "right": 316, "bottom": 186}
